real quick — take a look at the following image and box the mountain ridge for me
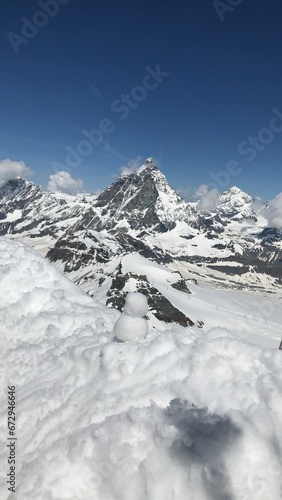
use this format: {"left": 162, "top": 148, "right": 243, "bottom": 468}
{"left": 0, "top": 162, "right": 281, "bottom": 327}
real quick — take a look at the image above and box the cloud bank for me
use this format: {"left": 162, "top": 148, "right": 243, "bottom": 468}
{"left": 0, "top": 159, "right": 33, "bottom": 188}
{"left": 48, "top": 171, "right": 83, "bottom": 195}
{"left": 177, "top": 184, "right": 220, "bottom": 210}
{"left": 263, "top": 193, "right": 282, "bottom": 230}
{"left": 194, "top": 184, "right": 220, "bottom": 211}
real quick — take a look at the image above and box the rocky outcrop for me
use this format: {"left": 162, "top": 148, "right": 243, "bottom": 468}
{"left": 106, "top": 272, "right": 194, "bottom": 328}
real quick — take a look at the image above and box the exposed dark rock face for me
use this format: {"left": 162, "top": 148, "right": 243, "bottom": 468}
{"left": 47, "top": 232, "right": 114, "bottom": 272}
{"left": 171, "top": 279, "right": 191, "bottom": 294}
{"left": 106, "top": 272, "right": 194, "bottom": 327}
{"left": 91, "top": 167, "right": 189, "bottom": 232}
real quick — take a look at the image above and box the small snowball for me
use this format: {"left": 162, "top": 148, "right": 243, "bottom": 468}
{"left": 113, "top": 314, "right": 148, "bottom": 342}
{"left": 123, "top": 292, "right": 148, "bottom": 318}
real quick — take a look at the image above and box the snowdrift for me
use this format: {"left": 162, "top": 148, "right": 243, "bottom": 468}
{"left": 0, "top": 238, "right": 282, "bottom": 499}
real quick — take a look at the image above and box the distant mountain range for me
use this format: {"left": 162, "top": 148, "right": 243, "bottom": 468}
{"left": 1, "top": 158, "right": 281, "bottom": 327}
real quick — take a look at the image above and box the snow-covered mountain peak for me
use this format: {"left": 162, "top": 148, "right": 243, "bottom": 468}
{"left": 0, "top": 178, "right": 45, "bottom": 215}
{"left": 133, "top": 157, "right": 159, "bottom": 175}
{"left": 119, "top": 157, "right": 158, "bottom": 178}
{"left": 0, "top": 177, "right": 33, "bottom": 195}
{"left": 93, "top": 162, "right": 197, "bottom": 232}
{"left": 219, "top": 186, "right": 253, "bottom": 205}
{"left": 216, "top": 185, "right": 256, "bottom": 220}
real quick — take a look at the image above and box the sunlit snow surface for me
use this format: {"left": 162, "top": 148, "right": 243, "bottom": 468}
{"left": 1, "top": 238, "right": 282, "bottom": 500}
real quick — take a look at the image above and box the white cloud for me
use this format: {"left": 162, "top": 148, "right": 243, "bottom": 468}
{"left": 48, "top": 171, "right": 83, "bottom": 195}
{"left": 177, "top": 184, "right": 220, "bottom": 208}
{"left": 263, "top": 193, "right": 282, "bottom": 230}
{"left": 120, "top": 157, "right": 143, "bottom": 176}
{"left": 119, "top": 157, "right": 160, "bottom": 177}
{"left": 194, "top": 184, "right": 220, "bottom": 211}
{"left": 0, "top": 158, "right": 33, "bottom": 187}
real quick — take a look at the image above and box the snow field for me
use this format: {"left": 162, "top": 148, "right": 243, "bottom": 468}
{"left": 122, "top": 253, "right": 282, "bottom": 348}
{"left": 0, "top": 238, "right": 282, "bottom": 499}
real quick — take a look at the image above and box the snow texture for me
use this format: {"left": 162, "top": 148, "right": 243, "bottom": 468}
{"left": 1, "top": 238, "right": 282, "bottom": 500}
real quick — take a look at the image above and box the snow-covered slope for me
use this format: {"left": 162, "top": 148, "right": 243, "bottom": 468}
{"left": 217, "top": 186, "right": 256, "bottom": 219}
{"left": 1, "top": 238, "right": 282, "bottom": 499}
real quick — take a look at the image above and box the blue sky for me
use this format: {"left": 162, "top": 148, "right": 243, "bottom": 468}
{"left": 0, "top": 0, "right": 282, "bottom": 201}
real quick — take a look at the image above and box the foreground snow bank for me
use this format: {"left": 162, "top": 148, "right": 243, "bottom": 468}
{"left": 0, "top": 238, "right": 282, "bottom": 499}
{"left": 0, "top": 237, "right": 118, "bottom": 348}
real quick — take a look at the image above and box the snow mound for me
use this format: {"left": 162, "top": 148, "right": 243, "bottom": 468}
{"left": 0, "top": 237, "right": 118, "bottom": 348}
{"left": 0, "top": 238, "right": 282, "bottom": 499}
